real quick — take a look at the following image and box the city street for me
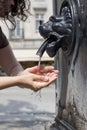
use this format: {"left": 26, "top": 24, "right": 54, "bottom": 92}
{"left": 0, "top": 83, "right": 56, "bottom": 129}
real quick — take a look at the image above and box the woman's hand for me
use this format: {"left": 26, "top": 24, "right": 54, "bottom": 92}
{"left": 18, "top": 65, "right": 58, "bottom": 75}
{"left": 17, "top": 66, "right": 59, "bottom": 91}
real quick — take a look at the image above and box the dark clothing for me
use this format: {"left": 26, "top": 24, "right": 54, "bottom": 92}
{"left": 0, "top": 27, "right": 9, "bottom": 48}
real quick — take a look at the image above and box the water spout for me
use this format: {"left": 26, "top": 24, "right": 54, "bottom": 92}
{"left": 36, "top": 36, "right": 54, "bottom": 57}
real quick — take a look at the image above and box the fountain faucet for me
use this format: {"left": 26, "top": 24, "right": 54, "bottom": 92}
{"left": 36, "top": 8, "right": 72, "bottom": 57}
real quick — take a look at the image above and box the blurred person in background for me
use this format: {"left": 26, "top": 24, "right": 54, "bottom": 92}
{"left": 0, "top": 0, "right": 58, "bottom": 91}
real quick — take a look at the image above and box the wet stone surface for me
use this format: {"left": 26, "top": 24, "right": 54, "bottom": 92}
{"left": 0, "top": 83, "right": 56, "bottom": 129}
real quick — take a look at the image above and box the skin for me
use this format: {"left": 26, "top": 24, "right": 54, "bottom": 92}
{"left": 0, "top": 0, "right": 59, "bottom": 91}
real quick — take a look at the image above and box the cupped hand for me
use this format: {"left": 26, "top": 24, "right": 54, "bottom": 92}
{"left": 19, "top": 72, "right": 58, "bottom": 91}
{"left": 17, "top": 66, "right": 59, "bottom": 91}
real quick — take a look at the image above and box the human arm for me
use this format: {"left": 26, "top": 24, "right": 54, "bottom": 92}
{"left": 0, "top": 71, "right": 57, "bottom": 91}
{"left": 0, "top": 45, "right": 58, "bottom": 91}
{"left": 0, "top": 31, "right": 58, "bottom": 90}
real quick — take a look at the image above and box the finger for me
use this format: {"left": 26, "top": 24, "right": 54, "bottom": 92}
{"left": 28, "top": 66, "right": 44, "bottom": 74}
{"left": 27, "top": 66, "right": 42, "bottom": 74}
{"left": 48, "top": 75, "right": 58, "bottom": 83}
{"left": 27, "top": 66, "right": 38, "bottom": 72}
{"left": 41, "top": 66, "right": 59, "bottom": 74}
{"left": 33, "top": 81, "right": 50, "bottom": 91}
{"left": 33, "top": 76, "right": 57, "bottom": 91}
{"left": 40, "top": 66, "right": 54, "bottom": 73}
{"left": 44, "top": 71, "right": 58, "bottom": 77}
{"left": 44, "top": 66, "right": 54, "bottom": 71}
{"left": 33, "top": 74, "right": 49, "bottom": 82}
{"left": 52, "top": 70, "right": 59, "bottom": 74}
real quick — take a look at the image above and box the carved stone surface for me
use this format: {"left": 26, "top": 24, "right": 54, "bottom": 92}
{"left": 55, "top": 0, "right": 87, "bottom": 130}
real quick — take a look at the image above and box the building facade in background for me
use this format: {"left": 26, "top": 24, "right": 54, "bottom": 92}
{"left": 0, "top": 0, "right": 53, "bottom": 50}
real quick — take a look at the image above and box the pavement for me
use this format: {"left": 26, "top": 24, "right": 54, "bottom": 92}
{"left": 0, "top": 83, "right": 56, "bottom": 130}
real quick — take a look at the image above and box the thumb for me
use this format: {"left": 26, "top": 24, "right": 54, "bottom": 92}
{"left": 34, "top": 75, "right": 49, "bottom": 82}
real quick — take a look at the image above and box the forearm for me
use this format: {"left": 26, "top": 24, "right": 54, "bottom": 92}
{"left": 0, "top": 76, "right": 20, "bottom": 89}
